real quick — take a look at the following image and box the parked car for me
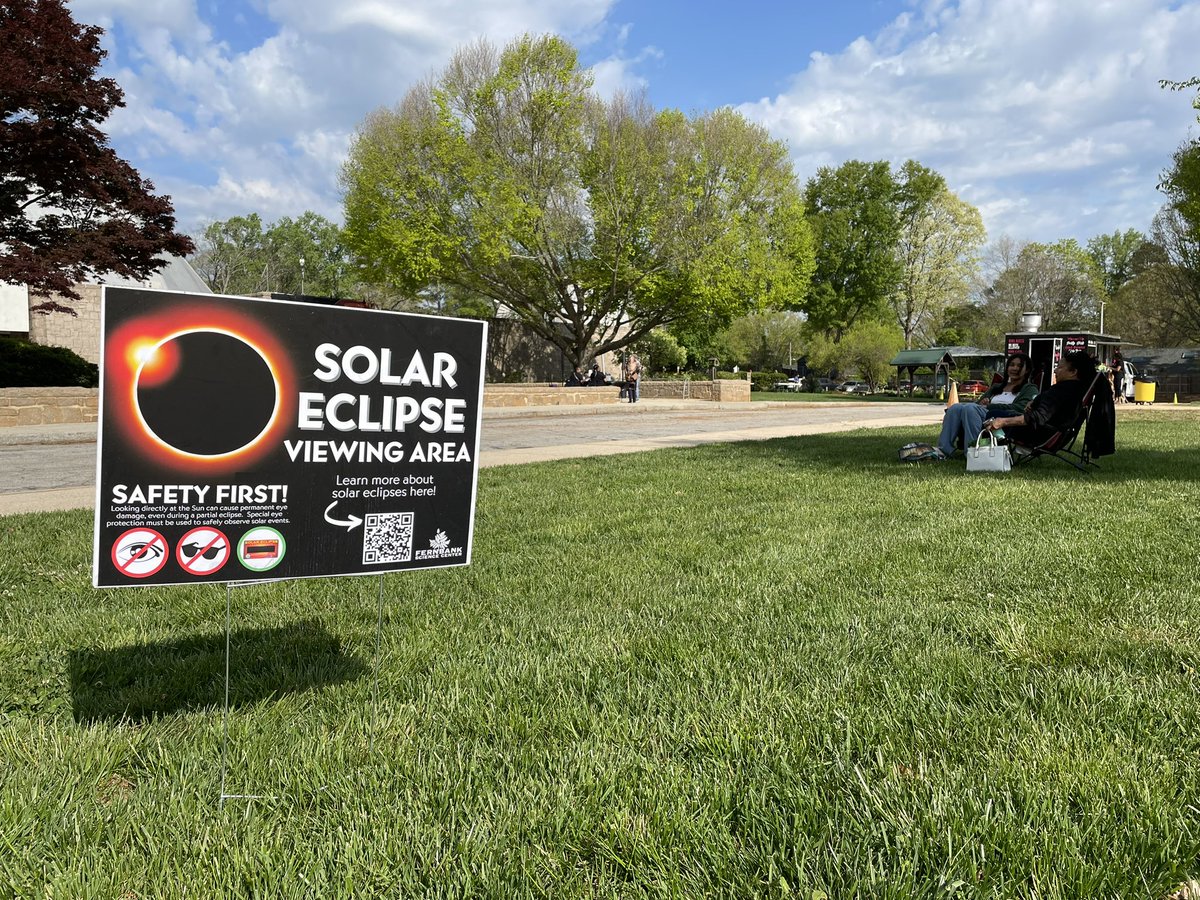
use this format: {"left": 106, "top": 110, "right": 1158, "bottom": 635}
{"left": 836, "top": 380, "right": 865, "bottom": 392}
{"left": 959, "top": 380, "right": 989, "bottom": 394}
{"left": 846, "top": 383, "right": 873, "bottom": 394}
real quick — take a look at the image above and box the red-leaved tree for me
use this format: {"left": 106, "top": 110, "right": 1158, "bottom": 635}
{"left": 0, "top": 0, "right": 194, "bottom": 311}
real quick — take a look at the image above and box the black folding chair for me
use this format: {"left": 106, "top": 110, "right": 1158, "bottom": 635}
{"left": 1009, "top": 372, "right": 1106, "bottom": 472}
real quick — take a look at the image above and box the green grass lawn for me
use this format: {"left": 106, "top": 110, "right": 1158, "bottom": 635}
{"left": 3, "top": 413, "right": 1200, "bottom": 898}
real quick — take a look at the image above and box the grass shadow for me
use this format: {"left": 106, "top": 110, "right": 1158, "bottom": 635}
{"left": 68, "top": 618, "right": 368, "bottom": 724}
{"left": 715, "top": 428, "right": 1200, "bottom": 483}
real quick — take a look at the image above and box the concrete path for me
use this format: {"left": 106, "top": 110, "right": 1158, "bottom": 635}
{"left": 480, "top": 400, "right": 943, "bottom": 466}
{"left": 0, "top": 400, "right": 945, "bottom": 516}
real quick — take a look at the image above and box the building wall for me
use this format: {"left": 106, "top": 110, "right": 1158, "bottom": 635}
{"left": 0, "top": 283, "right": 30, "bottom": 334}
{"left": 27, "top": 285, "right": 102, "bottom": 363}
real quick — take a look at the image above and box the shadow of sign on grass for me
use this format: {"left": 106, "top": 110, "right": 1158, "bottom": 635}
{"left": 68, "top": 619, "right": 368, "bottom": 724}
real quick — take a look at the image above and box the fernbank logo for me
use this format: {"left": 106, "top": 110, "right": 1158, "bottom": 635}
{"left": 414, "top": 529, "right": 463, "bottom": 560}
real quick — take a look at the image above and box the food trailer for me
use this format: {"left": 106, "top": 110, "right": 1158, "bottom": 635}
{"left": 1004, "top": 314, "right": 1124, "bottom": 392}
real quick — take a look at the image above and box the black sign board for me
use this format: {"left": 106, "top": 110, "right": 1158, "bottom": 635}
{"left": 93, "top": 288, "right": 487, "bottom": 587}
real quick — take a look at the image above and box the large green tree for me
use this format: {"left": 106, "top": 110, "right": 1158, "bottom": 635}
{"left": 1105, "top": 239, "right": 1185, "bottom": 345}
{"left": 1086, "top": 228, "right": 1146, "bottom": 301}
{"left": 192, "top": 213, "right": 267, "bottom": 295}
{"left": 986, "top": 239, "right": 1105, "bottom": 333}
{"left": 629, "top": 328, "right": 687, "bottom": 373}
{"left": 804, "top": 319, "right": 903, "bottom": 389}
{"left": 193, "top": 211, "right": 349, "bottom": 298}
{"left": 891, "top": 161, "right": 986, "bottom": 348}
{"left": 802, "top": 158, "right": 984, "bottom": 348}
{"left": 341, "top": 35, "right": 814, "bottom": 369}
{"left": 1147, "top": 143, "right": 1200, "bottom": 341}
{"left": 802, "top": 160, "right": 902, "bottom": 340}
{"left": 717, "top": 310, "right": 807, "bottom": 370}
{"left": 1141, "top": 76, "right": 1200, "bottom": 341}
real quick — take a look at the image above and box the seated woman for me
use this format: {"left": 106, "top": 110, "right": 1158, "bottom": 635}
{"left": 936, "top": 352, "right": 1037, "bottom": 458}
{"left": 983, "top": 350, "right": 1097, "bottom": 447}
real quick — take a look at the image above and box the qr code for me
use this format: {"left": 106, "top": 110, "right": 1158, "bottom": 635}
{"left": 363, "top": 512, "right": 414, "bottom": 564}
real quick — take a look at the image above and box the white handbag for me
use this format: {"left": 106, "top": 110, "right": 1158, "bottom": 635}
{"left": 966, "top": 430, "right": 1012, "bottom": 473}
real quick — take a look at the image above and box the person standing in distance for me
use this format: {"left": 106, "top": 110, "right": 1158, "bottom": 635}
{"left": 624, "top": 353, "right": 642, "bottom": 403}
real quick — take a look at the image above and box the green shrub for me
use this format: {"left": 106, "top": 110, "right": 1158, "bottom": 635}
{"left": 0, "top": 337, "right": 99, "bottom": 388}
{"left": 750, "top": 370, "right": 788, "bottom": 392}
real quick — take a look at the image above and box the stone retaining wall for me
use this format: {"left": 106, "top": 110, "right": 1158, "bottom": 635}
{"left": 484, "top": 379, "right": 749, "bottom": 406}
{"left": 639, "top": 379, "right": 750, "bottom": 403}
{"left": 0, "top": 387, "right": 99, "bottom": 426}
{"left": 483, "top": 384, "right": 624, "bottom": 408}
{"left": 0, "top": 379, "right": 748, "bottom": 426}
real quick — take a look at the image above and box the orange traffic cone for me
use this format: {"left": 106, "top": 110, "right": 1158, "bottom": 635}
{"left": 946, "top": 381, "right": 959, "bottom": 408}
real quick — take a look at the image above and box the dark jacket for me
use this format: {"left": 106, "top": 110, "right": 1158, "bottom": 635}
{"left": 1005, "top": 378, "right": 1088, "bottom": 446}
{"left": 1083, "top": 377, "right": 1116, "bottom": 457}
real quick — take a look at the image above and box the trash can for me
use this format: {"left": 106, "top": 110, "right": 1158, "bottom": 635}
{"left": 1133, "top": 378, "right": 1156, "bottom": 404}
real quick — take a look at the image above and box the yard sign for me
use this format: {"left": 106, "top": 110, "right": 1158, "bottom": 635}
{"left": 93, "top": 287, "right": 487, "bottom": 587}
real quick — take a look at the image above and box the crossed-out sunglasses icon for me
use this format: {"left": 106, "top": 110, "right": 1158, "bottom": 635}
{"left": 180, "top": 542, "right": 225, "bottom": 560}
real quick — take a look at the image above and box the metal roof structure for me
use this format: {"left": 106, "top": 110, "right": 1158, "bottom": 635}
{"left": 95, "top": 254, "right": 211, "bottom": 294}
{"left": 888, "top": 346, "right": 1004, "bottom": 368}
{"left": 890, "top": 348, "right": 955, "bottom": 368}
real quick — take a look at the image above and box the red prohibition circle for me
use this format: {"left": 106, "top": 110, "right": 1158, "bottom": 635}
{"left": 111, "top": 527, "right": 169, "bottom": 579}
{"left": 176, "top": 526, "right": 231, "bottom": 576}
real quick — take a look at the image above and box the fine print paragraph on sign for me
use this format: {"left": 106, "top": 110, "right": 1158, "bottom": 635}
{"left": 92, "top": 287, "right": 486, "bottom": 588}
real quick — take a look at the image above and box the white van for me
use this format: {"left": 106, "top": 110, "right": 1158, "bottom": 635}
{"left": 1117, "top": 359, "right": 1138, "bottom": 402}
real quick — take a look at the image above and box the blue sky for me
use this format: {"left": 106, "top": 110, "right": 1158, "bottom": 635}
{"left": 71, "top": 0, "right": 1200, "bottom": 247}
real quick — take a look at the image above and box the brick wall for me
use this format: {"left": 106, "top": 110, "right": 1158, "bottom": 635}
{"left": 28, "top": 284, "right": 102, "bottom": 363}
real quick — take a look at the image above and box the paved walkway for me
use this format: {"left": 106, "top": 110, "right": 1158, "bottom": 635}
{"left": 0, "top": 400, "right": 946, "bottom": 516}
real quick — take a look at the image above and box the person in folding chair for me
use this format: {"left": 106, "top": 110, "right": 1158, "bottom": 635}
{"left": 981, "top": 350, "right": 1109, "bottom": 466}
{"left": 935, "top": 352, "right": 1037, "bottom": 458}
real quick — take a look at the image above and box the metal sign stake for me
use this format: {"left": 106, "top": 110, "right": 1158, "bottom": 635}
{"left": 219, "top": 580, "right": 272, "bottom": 807}
{"left": 370, "top": 573, "right": 385, "bottom": 753}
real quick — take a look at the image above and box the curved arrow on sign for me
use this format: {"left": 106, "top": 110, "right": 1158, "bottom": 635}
{"left": 324, "top": 501, "right": 363, "bottom": 532}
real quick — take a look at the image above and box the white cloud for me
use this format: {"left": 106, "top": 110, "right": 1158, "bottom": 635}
{"left": 740, "top": 0, "right": 1200, "bottom": 241}
{"left": 72, "top": 0, "right": 209, "bottom": 40}
{"left": 82, "top": 0, "right": 620, "bottom": 233}
{"left": 75, "top": 0, "right": 1200, "bottom": 245}
{"left": 587, "top": 23, "right": 662, "bottom": 99}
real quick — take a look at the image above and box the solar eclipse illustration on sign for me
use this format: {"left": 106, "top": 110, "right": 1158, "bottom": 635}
{"left": 104, "top": 302, "right": 295, "bottom": 473}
